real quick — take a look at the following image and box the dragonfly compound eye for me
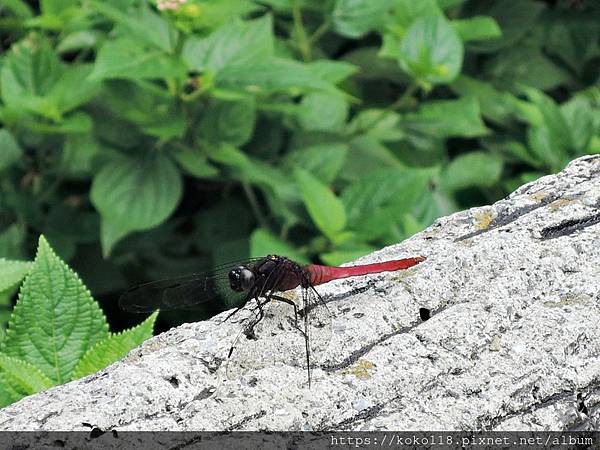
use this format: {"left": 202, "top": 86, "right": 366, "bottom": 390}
{"left": 228, "top": 267, "right": 254, "bottom": 292}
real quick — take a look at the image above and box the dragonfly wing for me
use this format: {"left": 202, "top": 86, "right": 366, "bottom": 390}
{"left": 119, "top": 273, "right": 247, "bottom": 313}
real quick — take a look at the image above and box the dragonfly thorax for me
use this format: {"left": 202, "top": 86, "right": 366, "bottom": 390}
{"left": 228, "top": 266, "right": 254, "bottom": 292}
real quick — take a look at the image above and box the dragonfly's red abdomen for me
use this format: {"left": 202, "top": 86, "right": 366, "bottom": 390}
{"left": 306, "top": 256, "right": 426, "bottom": 286}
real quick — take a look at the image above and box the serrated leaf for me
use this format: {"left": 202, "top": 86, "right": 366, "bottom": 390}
{"left": 182, "top": 15, "right": 273, "bottom": 72}
{"left": 398, "top": 15, "right": 463, "bottom": 85}
{"left": 71, "top": 312, "right": 158, "bottom": 379}
{"left": 440, "top": 151, "right": 503, "bottom": 192}
{"left": 294, "top": 167, "right": 346, "bottom": 240}
{"left": 250, "top": 229, "right": 309, "bottom": 264}
{"left": 91, "top": 154, "right": 183, "bottom": 257}
{"left": 0, "top": 354, "right": 53, "bottom": 407}
{"left": 0, "top": 259, "right": 33, "bottom": 292}
{"left": 2, "top": 236, "right": 109, "bottom": 384}
{"left": 0, "top": 129, "right": 23, "bottom": 172}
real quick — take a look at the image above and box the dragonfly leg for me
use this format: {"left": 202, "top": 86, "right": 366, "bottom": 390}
{"left": 245, "top": 298, "right": 267, "bottom": 340}
{"left": 270, "top": 294, "right": 299, "bottom": 330}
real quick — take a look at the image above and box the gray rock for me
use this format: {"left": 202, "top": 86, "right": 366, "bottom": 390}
{"left": 1, "top": 155, "right": 599, "bottom": 431}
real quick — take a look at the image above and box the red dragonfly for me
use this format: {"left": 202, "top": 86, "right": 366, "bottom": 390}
{"left": 119, "top": 254, "right": 426, "bottom": 385}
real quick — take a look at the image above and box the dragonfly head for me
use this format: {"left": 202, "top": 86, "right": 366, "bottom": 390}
{"left": 228, "top": 266, "right": 255, "bottom": 292}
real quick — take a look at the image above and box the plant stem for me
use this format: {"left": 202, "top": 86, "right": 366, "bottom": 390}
{"left": 292, "top": 0, "right": 311, "bottom": 62}
{"left": 309, "top": 20, "right": 331, "bottom": 46}
{"left": 242, "top": 182, "right": 269, "bottom": 230}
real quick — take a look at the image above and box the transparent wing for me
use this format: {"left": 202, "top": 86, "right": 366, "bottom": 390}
{"left": 119, "top": 258, "right": 264, "bottom": 313}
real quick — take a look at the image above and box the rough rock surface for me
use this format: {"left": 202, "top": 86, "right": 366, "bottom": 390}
{"left": 1, "top": 155, "right": 599, "bottom": 432}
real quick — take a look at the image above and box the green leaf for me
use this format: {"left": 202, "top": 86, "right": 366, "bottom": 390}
{"left": 0, "top": 129, "right": 23, "bottom": 172}
{"left": 250, "top": 229, "right": 309, "bottom": 264}
{"left": 56, "top": 30, "right": 100, "bottom": 54}
{"left": 450, "top": 75, "right": 517, "bottom": 126}
{"left": 71, "top": 312, "right": 158, "bottom": 379}
{"left": 440, "top": 151, "right": 503, "bottom": 192}
{"left": 522, "top": 88, "right": 573, "bottom": 165}
{"left": 451, "top": 16, "right": 501, "bottom": 42}
{"left": 293, "top": 167, "right": 346, "bottom": 240}
{"left": 173, "top": 149, "right": 219, "bottom": 178}
{"left": 436, "top": 0, "right": 465, "bottom": 9}
{"left": 393, "top": 0, "right": 441, "bottom": 28}
{"left": 347, "top": 109, "right": 405, "bottom": 142}
{"left": 197, "top": 98, "right": 256, "bottom": 146}
{"left": 90, "top": 1, "right": 177, "bottom": 53}
{"left": 341, "top": 167, "right": 433, "bottom": 240}
{"left": 2, "top": 236, "right": 109, "bottom": 384}
{"left": 342, "top": 135, "right": 404, "bottom": 180}
{"left": 93, "top": 80, "right": 186, "bottom": 140}
{"left": 209, "top": 145, "right": 298, "bottom": 210}
{"left": 398, "top": 15, "right": 464, "bottom": 85}
{"left": 60, "top": 133, "right": 101, "bottom": 177}
{"left": 0, "top": 354, "right": 53, "bottom": 407}
{"left": 332, "top": 0, "right": 393, "bottom": 38}
{"left": 561, "top": 96, "right": 596, "bottom": 154}
{"left": 0, "top": 224, "right": 26, "bottom": 260}
{"left": 284, "top": 143, "right": 348, "bottom": 184}
{"left": 0, "top": 259, "right": 33, "bottom": 292}
{"left": 48, "top": 64, "right": 101, "bottom": 114}
{"left": 182, "top": 15, "right": 274, "bottom": 72}
{"left": 468, "top": 0, "right": 545, "bottom": 53}
{"left": 0, "top": 34, "right": 63, "bottom": 117}
{"left": 90, "top": 38, "right": 186, "bottom": 82}
{"left": 403, "top": 96, "right": 488, "bottom": 138}
{"left": 30, "top": 111, "right": 93, "bottom": 134}
{"left": 216, "top": 59, "right": 342, "bottom": 95}
{"left": 306, "top": 60, "right": 358, "bottom": 84}
{"left": 485, "top": 46, "right": 570, "bottom": 91}
{"left": 297, "top": 93, "right": 348, "bottom": 132}
{"left": 90, "top": 154, "right": 183, "bottom": 257}
{"left": 2, "top": 0, "right": 34, "bottom": 17}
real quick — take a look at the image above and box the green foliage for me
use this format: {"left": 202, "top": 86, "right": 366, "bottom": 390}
{"left": 0, "top": 236, "right": 156, "bottom": 407}
{"left": 0, "top": 0, "right": 599, "bottom": 334}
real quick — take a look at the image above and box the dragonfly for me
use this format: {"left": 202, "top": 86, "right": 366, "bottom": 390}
{"left": 119, "top": 254, "right": 426, "bottom": 386}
